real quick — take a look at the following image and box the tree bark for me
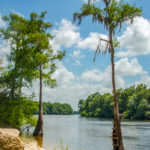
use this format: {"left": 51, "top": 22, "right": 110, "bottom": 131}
{"left": 18, "top": 69, "right": 23, "bottom": 100}
{"left": 33, "top": 64, "right": 43, "bottom": 136}
{"left": 10, "top": 76, "right": 15, "bottom": 100}
{"left": 109, "top": 30, "right": 125, "bottom": 150}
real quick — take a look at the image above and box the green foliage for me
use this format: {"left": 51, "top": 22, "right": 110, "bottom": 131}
{"left": 0, "top": 13, "right": 38, "bottom": 99}
{"left": 42, "top": 102, "right": 73, "bottom": 115}
{"left": 26, "top": 11, "right": 65, "bottom": 87}
{"left": 0, "top": 93, "right": 38, "bottom": 129}
{"left": 0, "top": 12, "right": 65, "bottom": 134}
{"left": 0, "top": 58, "right": 3, "bottom": 71}
{"left": 79, "top": 92, "right": 113, "bottom": 118}
{"left": 74, "top": 0, "right": 141, "bottom": 33}
{"left": 0, "top": 12, "right": 65, "bottom": 101}
{"left": 79, "top": 84, "right": 150, "bottom": 120}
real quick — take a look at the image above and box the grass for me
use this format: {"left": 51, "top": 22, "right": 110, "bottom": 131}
{"left": 53, "top": 139, "right": 82, "bottom": 150}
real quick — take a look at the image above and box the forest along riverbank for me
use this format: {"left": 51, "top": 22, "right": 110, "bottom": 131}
{"left": 0, "top": 128, "right": 45, "bottom": 150}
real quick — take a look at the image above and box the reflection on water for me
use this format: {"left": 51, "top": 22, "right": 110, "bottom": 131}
{"left": 34, "top": 136, "right": 43, "bottom": 147}
{"left": 22, "top": 115, "right": 150, "bottom": 150}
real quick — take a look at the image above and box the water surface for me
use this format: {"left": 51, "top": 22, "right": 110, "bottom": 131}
{"left": 25, "top": 115, "right": 150, "bottom": 150}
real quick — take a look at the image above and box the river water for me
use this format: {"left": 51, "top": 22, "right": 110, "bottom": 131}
{"left": 25, "top": 115, "right": 150, "bottom": 150}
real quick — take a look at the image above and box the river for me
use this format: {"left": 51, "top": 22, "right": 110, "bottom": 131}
{"left": 24, "top": 115, "right": 150, "bottom": 150}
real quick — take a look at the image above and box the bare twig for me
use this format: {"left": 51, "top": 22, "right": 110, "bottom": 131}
{"left": 93, "top": 38, "right": 110, "bottom": 62}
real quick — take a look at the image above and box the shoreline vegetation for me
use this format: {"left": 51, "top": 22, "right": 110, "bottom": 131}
{"left": 42, "top": 102, "right": 74, "bottom": 115}
{"left": 1, "top": 83, "right": 150, "bottom": 131}
{"left": 78, "top": 84, "right": 150, "bottom": 120}
{"left": 1, "top": 83, "right": 150, "bottom": 132}
{"left": 0, "top": 96, "right": 74, "bottom": 130}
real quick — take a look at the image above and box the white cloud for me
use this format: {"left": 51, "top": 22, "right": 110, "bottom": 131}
{"left": 24, "top": 57, "right": 150, "bottom": 110}
{"left": 51, "top": 19, "right": 81, "bottom": 49}
{"left": 115, "top": 58, "right": 146, "bottom": 76}
{"left": 0, "top": 14, "right": 10, "bottom": 66}
{"left": 80, "top": 69, "right": 102, "bottom": 82}
{"left": 51, "top": 19, "right": 108, "bottom": 53}
{"left": 24, "top": 62, "right": 113, "bottom": 110}
{"left": 11, "top": 10, "right": 24, "bottom": 17}
{"left": 80, "top": 65, "right": 125, "bottom": 89}
{"left": 70, "top": 50, "right": 85, "bottom": 66}
{"left": 77, "top": 32, "right": 108, "bottom": 51}
{"left": 0, "top": 41, "right": 10, "bottom": 66}
{"left": 83, "top": 0, "right": 100, "bottom": 3}
{"left": 52, "top": 62, "right": 74, "bottom": 86}
{"left": 70, "top": 50, "right": 85, "bottom": 59}
{"left": 116, "top": 17, "right": 150, "bottom": 57}
{"left": 137, "top": 74, "right": 150, "bottom": 86}
{"left": 81, "top": 57, "right": 146, "bottom": 89}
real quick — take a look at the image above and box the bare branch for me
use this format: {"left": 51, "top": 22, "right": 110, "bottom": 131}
{"left": 93, "top": 38, "right": 110, "bottom": 62}
{"left": 100, "top": 39, "right": 110, "bottom": 43}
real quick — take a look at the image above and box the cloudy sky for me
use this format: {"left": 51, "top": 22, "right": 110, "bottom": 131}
{"left": 0, "top": 0, "right": 150, "bottom": 110}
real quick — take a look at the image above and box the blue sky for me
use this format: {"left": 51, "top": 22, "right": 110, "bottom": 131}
{"left": 0, "top": 0, "right": 150, "bottom": 110}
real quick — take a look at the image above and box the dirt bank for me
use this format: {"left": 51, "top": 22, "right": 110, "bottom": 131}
{"left": 0, "top": 128, "right": 45, "bottom": 150}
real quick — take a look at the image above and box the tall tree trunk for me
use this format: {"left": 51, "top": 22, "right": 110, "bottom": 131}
{"left": 109, "top": 30, "right": 125, "bottom": 150}
{"left": 33, "top": 64, "right": 43, "bottom": 136}
{"left": 10, "top": 77, "right": 15, "bottom": 100}
{"left": 18, "top": 70, "right": 23, "bottom": 100}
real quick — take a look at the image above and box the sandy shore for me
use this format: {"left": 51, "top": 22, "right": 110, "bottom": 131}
{"left": 0, "top": 128, "right": 45, "bottom": 150}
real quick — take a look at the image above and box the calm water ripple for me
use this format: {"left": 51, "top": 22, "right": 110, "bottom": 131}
{"left": 24, "top": 115, "right": 150, "bottom": 150}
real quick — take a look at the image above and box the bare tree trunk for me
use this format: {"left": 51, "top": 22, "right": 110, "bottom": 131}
{"left": 18, "top": 70, "right": 23, "bottom": 100}
{"left": 10, "top": 77, "right": 15, "bottom": 100}
{"left": 33, "top": 64, "right": 43, "bottom": 136}
{"left": 110, "top": 31, "right": 125, "bottom": 150}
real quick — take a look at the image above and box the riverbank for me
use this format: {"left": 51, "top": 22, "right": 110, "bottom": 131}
{"left": 0, "top": 128, "right": 45, "bottom": 150}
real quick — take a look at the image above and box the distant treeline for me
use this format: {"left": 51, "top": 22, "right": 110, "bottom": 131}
{"left": 42, "top": 102, "right": 73, "bottom": 115}
{"left": 0, "top": 87, "right": 73, "bottom": 129}
{"left": 0, "top": 99, "right": 73, "bottom": 129}
{"left": 78, "top": 84, "right": 150, "bottom": 120}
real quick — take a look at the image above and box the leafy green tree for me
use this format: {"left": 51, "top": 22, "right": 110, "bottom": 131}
{"left": 78, "top": 99, "right": 85, "bottom": 110}
{"left": 62, "top": 103, "right": 73, "bottom": 115}
{"left": 43, "top": 102, "right": 53, "bottom": 115}
{"left": 52, "top": 102, "right": 63, "bottom": 115}
{"left": 74, "top": 0, "right": 141, "bottom": 149}
{"left": 42, "top": 102, "right": 74, "bottom": 115}
{"left": 135, "top": 99, "right": 148, "bottom": 119}
{"left": 26, "top": 12, "right": 65, "bottom": 136}
{"left": 0, "top": 13, "right": 37, "bottom": 99}
{"left": 0, "top": 93, "right": 38, "bottom": 129}
{"left": 145, "top": 111, "right": 150, "bottom": 119}
{"left": 0, "top": 58, "right": 3, "bottom": 71}
{"left": 102, "top": 93, "right": 113, "bottom": 118}
{"left": 0, "top": 12, "right": 65, "bottom": 136}
{"left": 78, "top": 84, "right": 150, "bottom": 121}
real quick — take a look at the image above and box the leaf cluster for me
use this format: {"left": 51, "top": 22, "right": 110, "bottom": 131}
{"left": 0, "top": 11, "right": 65, "bottom": 98}
{"left": 74, "top": 0, "right": 141, "bottom": 33}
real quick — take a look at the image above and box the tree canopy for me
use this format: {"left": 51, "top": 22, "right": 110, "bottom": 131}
{"left": 0, "top": 12, "right": 65, "bottom": 134}
{"left": 78, "top": 84, "right": 150, "bottom": 120}
{"left": 42, "top": 102, "right": 73, "bottom": 115}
